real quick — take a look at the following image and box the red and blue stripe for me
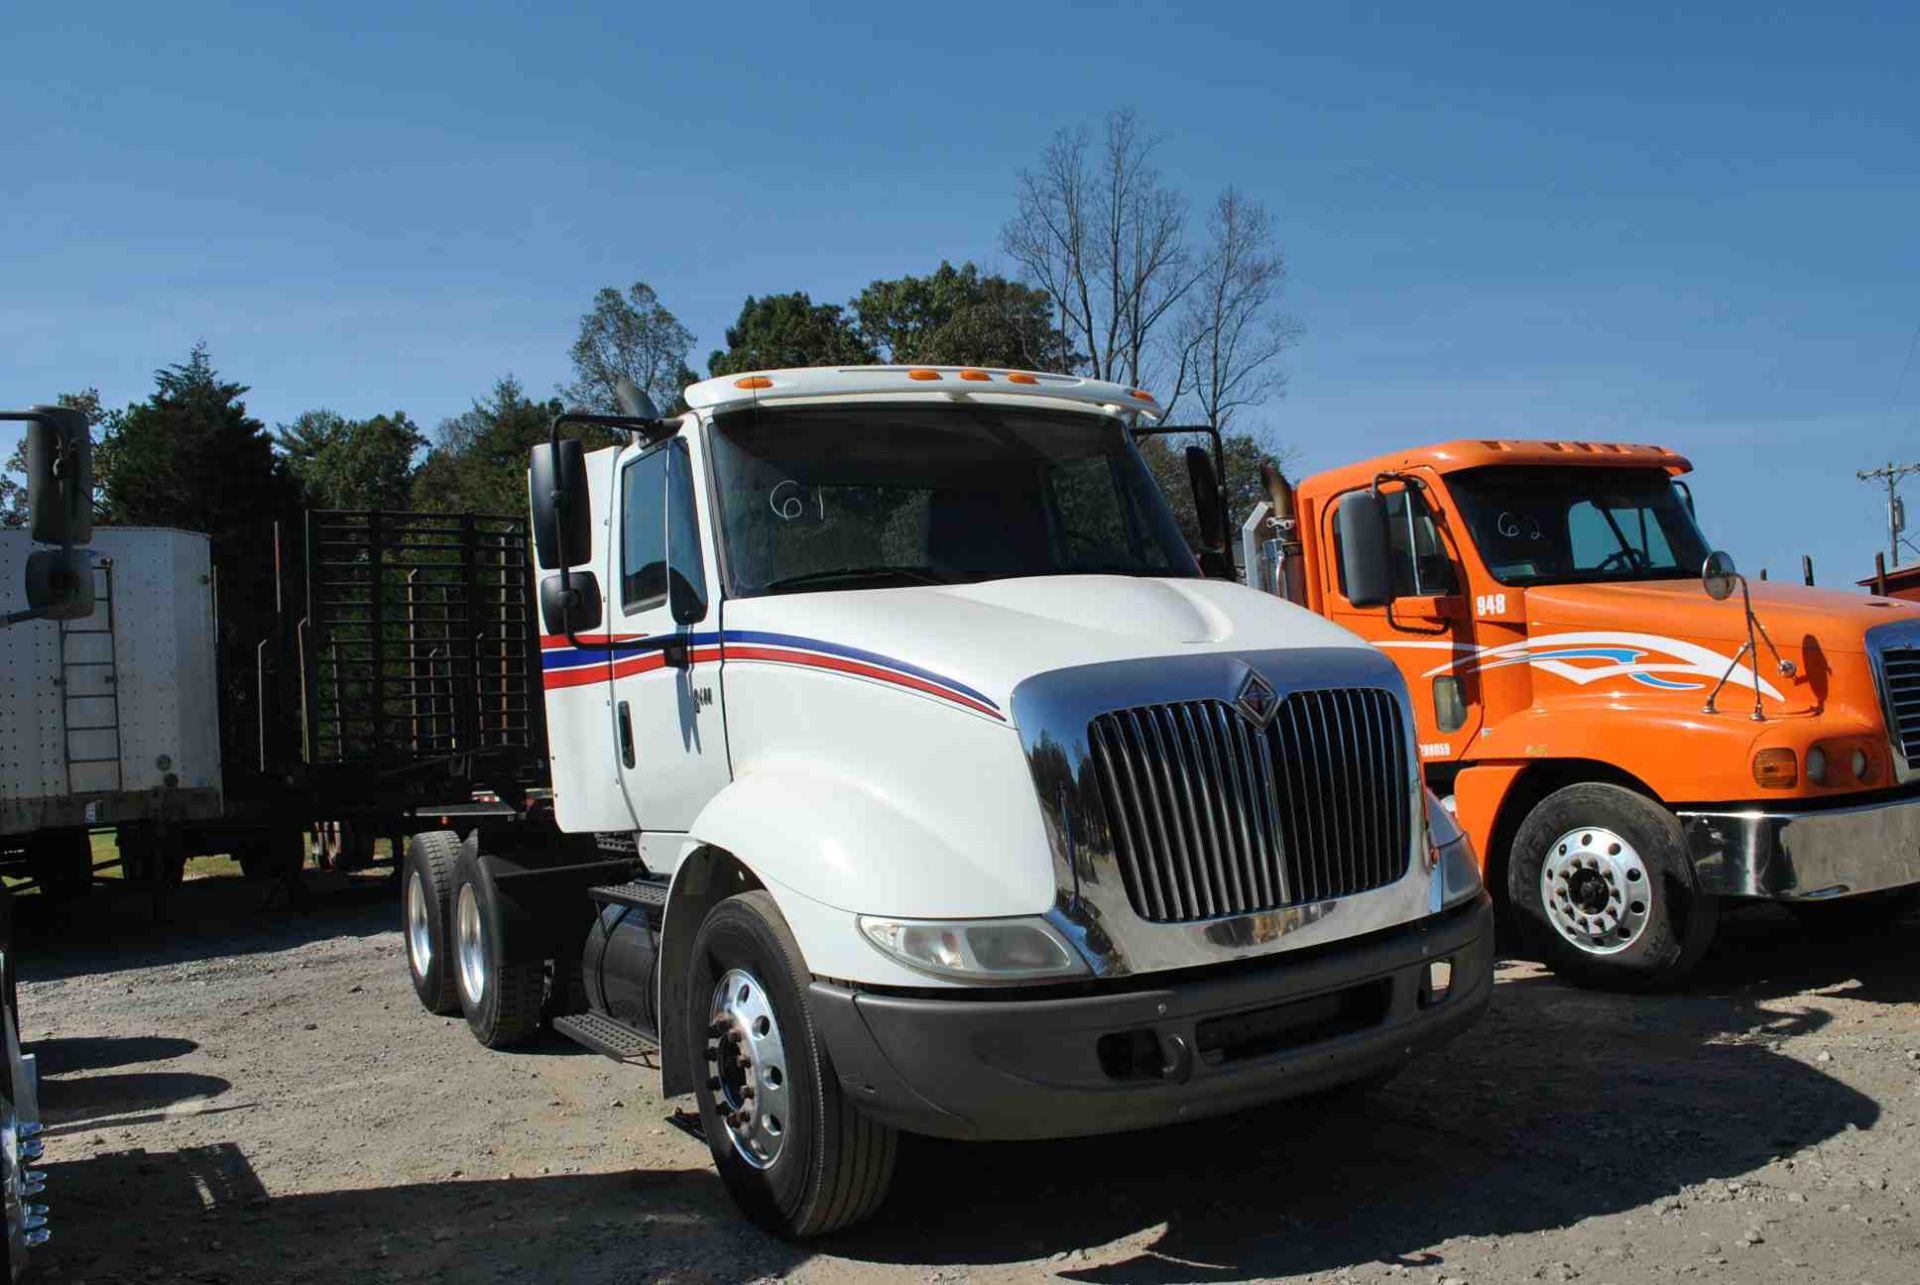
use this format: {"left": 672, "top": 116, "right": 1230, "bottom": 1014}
{"left": 539, "top": 629, "right": 1002, "bottom": 720}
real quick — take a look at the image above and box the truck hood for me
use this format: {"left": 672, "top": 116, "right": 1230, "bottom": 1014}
{"left": 1524, "top": 579, "right": 1920, "bottom": 655}
{"left": 719, "top": 575, "right": 1368, "bottom": 725}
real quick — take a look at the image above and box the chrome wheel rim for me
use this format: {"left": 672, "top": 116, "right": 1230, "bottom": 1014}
{"left": 1541, "top": 825, "right": 1652, "bottom": 955}
{"left": 405, "top": 871, "right": 433, "bottom": 981}
{"left": 455, "top": 883, "right": 488, "bottom": 1009}
{"left": 706, "top": 969, "right": 790, "bottom": 1170}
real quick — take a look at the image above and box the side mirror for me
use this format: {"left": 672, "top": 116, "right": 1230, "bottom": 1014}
{"left": 539, "top": 570, "right": 603, "bottom": 637}
{"left": 1186, "top": 446, "right": 1224, "bottom": 550}
{"left": 25, "top": 405, "right": 92, "bottom": 547}
{"left": 1702, "top": 550, "right": 1738, "bottom": 601}
{"left": 26, "top": 548, "right": 95, "bottom": 620}
{"left": 530, "top": 438, "right": 592, "bottom": 570}
{"left": 1336, "top": 490, "right": 1396, "bottom": 608}
{"left": 1185, "top": 445, "right": 1232, "bottom": 577}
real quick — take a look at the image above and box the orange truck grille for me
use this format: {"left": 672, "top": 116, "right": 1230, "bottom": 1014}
{"left": 1881, "top": 647, "right": 1920, "bottom": 765}
{"left": 1086, "top": 689, "right": 1412, "bottom": 924}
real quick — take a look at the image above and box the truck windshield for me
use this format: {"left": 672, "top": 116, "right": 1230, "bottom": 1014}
{"left": 1444, "top": 465, "right": 1711, "bottom": 587}
{"left": 707, "top": 403, "right": 1200, "bottom": 597}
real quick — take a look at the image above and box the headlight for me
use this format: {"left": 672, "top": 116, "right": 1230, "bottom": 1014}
{"left": 857, "top": 915, "right": 1089, "bottom": 982}
{"left": 1853, "top": 747, "right": 1871, "bottom": 782}
{"left": 1424, "top": 787, "right": 1465, "bottom": 858}
{"left": 1806, "top": 745, "right": 1827, "bottom": 785}
{"left": 1425, "top": 788, "right": 1482, "bottom": 911}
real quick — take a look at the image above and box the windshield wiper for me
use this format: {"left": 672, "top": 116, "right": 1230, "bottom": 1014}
{"left": 763, "top": 565, "right": 951, "bottom": 593}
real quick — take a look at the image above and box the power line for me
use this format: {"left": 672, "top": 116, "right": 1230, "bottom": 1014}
{"left": 1858, "top": 461, "right": 1920, "bottom": 567}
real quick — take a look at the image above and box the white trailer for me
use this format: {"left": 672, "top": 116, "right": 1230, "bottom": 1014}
{"left": 0, "top": 528, "right": 222, "bottom": 895}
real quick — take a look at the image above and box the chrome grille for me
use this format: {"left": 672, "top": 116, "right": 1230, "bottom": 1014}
{"left": 1087, "top": 688, "right": 1412, "bottom": 923}
{"left": 1880, "top": 646, "right": 1920, "bottom": 767}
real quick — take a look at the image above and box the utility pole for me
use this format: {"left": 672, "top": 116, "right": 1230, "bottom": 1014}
{"left": 1858, "top": 461, "right": 1920, "bottom": 566}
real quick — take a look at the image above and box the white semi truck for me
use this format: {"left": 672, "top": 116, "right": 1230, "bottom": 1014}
{"left": 397, "top": 366, "right": 1493, "bottom": 1237}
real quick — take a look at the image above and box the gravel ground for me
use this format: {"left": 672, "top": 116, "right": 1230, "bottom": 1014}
{"left": 15, "top": 871, "right": 1920, "bottom": 1285}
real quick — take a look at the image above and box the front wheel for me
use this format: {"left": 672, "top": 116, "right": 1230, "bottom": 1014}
{"left": 1508, "top": 782, "right": 1717, "bottom": 992}
{"left": 687, "top": 891, "right": 896, "bottom": 1239}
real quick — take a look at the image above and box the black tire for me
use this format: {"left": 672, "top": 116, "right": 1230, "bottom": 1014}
{"left": 450, "top": 846, "right": 544, "bottom": 1049}
{"left": 402, "top": 831, "right": 463, "bottom": 1015}
{"left": 1507, "top": 782, "right": 1718, "bottom": 992}
{"left": 1788, "top": 887, "right": 1920, "bottom": 942}
{"left": 686, "top": 890, "right": 896, "bottom": 1239}
{"left": 26, "top": 830, "right": 92, "bottom": 902}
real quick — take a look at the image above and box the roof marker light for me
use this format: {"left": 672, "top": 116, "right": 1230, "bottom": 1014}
{"left": 907, "top": 369, "right": 942, "bottom": 381}
{"left": 958, "top": 369, "right": 991, "bottom": 382}
{"left": 1129, "top": 389, "right": 1156, "bottom": 402}
{"left": 1006, "top": 373, "right": 1038, "bottom": 385}
{"left": 734, "top": 377, "right": 773, "bottom": 390}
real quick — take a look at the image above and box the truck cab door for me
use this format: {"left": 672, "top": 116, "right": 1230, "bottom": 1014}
{"left": 1322, "top": 481, "right": 1484, "bottom": 767}
{"left": 606, "top": 435, "right": 728, "bottom": 833}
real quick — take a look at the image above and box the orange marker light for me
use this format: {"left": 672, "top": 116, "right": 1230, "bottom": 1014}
{"left": 1006, "top": 372, "right": 1038, "bottom": 385}
{"left": 907, "top": 369, "right": 942, "bottom": 381}
{"left": 958, "top": 369, "right": 991, "bottom": 381}
{"left": 734, "top": 376, "right": 773, "bottom": 390}
{"left": 1752, "top": 748, "right": 1798, "bottom": 789}
{"left": 1129, "top": 389, "right": 1156, "bottom": 402}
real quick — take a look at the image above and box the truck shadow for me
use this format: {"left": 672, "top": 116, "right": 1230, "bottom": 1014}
{"left": 45, "top": 1144, "right": 795, "bottom": 1285}
{"left": 835, "top": 959, "right": 1878, "bottom": 1280}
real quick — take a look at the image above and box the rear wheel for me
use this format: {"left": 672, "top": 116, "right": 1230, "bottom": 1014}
{"left": 402, "top": 832, "right": 463, "bottom": 1015}
{"left": 1508, "top": 782, "right": 1717, "bottom": 991}
{"left": 686, "top": 891, "right": 896, "bottom": 1239}
{"left": 451, "top": 847, "right": 544, "bottom": 1048}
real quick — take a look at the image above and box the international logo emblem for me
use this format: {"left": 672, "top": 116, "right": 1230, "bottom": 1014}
{"left": 1234, "top": 669, "right": 1280, "bottom": 727}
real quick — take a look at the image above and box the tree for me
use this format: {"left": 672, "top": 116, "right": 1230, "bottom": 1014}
{"left": 1168, "top": 189, "right": 1303, "bottom": 435}
{"left": 849, "top": 261, "right": 1073, "bottom": 370}
{"left": 562, "top": 282, "right": 699, "bottom": 414}
{"left": 412, "top": 377, "right": 565, "bottom": 517}
{"left": 277, "top": 409, "right": 426, "bottom": 510}
{"left": 1, "top": 388, "right": 118, "bottom": 526}
{"left": 1001, "top": 109, "right": 1198, "bottom": 396}
{"left": 707, "top": 292, "right": 875, "bottom": 377}
{"left": 102, "top": 344, "right": 298, "bottom": 534}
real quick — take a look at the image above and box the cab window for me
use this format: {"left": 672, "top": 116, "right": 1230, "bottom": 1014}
{"left": 621, "top": 449, "right": 668, "bottom": 611}
{"left": 621, "top": 440, "right": 708, "bottom": 615}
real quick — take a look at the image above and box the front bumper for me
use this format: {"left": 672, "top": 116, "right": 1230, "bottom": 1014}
{"left": 1680, "top": 790, "right": 1920, "bottom": 900}
{"left": 808, "top": 895, "right": 1493, "bottom": 1142}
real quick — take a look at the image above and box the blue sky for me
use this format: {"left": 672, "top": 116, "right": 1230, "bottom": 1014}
{"left": 4, "top": 1, "right": 1917, "bottom": 585}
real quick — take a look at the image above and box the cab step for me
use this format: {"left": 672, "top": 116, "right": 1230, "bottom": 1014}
{"left": 587, "top": 880, "right": 668, "bottom": 911}
{"left": 553, "top": 1010, "right": 659, "bottom": 1062}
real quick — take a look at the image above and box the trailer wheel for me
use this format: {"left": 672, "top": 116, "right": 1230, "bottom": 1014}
{"left": 1508, "top": 782, "right": 1717, "bottom": 992}
{"left": 402, "top": 832, "right": 463, "bottom": 1015}
{"left": 450, "top": 847, "right": 544, "bottom": 1048}
{"left": 687, "top": 891, "right": 896, "bottom": 1239}
{"left": 26, "top": 830, "right": 92, "bottom": 903}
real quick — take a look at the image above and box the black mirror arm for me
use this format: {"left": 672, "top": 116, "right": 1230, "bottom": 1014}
{"left": 544, "top": 409, "right": 674, "bottom": 649}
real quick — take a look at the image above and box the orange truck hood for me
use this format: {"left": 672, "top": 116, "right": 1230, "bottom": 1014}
{"left": 1524, "top": 579, "right": 1920, "bottom": 655}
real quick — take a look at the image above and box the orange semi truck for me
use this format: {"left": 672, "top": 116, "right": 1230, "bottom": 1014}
{"left": 1237, "top": 438, "right": 1920, "bottom": 989}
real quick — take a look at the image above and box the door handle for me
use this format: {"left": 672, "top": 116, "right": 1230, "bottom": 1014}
{"left": 617, "top": 700, "right": 636, "bottom": 768}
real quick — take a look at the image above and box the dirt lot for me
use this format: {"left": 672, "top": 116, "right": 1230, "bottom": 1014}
{"left": 14, "top": 872, "right": 1920, "bottom": 1285}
